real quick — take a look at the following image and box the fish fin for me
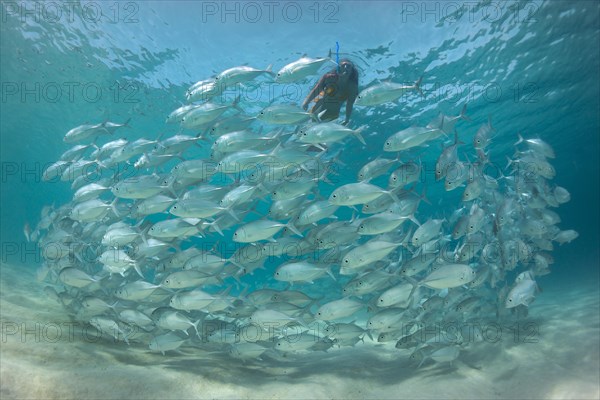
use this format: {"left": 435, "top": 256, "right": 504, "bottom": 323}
{"left": 138, "top": 229, "right": 150, "bottom": 247}
{"left": 209, "top": 220, "right": 224, "bottom": 236}
{"left": 23, "top": 223, "right": 31, "bottom": 242}
{"left": 514, "top": 132, "right": 525, "bottom": 146}
{"left": 326, "top": 147, "right": 346, "bottom": 168}
{"left": 317, "top": 167, "right": 333, "bottom": 185}
{"left": 317, "top": 109, "right": 328, "bottom": 121}
{"left": 299, "top": 163, "right": 313, "bottom": 175}
{"left": 418, "top": 185, "right": 431, "bottom": 206}
{"left": 193, "top": 320, "right": 202, "bottom": 337}
{"left": 319, "top": 172, "right": 334, "bottom": 186}
{"left": 404, "top": 275, "right": 421, "bottom": 287}
{"left": 386, "top": 189, "right": 401, "bottom": 203}
{"left": 231, "top": 95, "right": 244, "bottom": 113}
{"left": 227, "top": 258, "right": 245, "bottom": 276}
{"left": 487, "top": 116, "right": 496, "bottom": 132}
{"left": 522, "top": 295, "right": 536, "bottom": 307}
{"left": 459, "top": 103, "right": 470, "bottom": 121}
{"left": 285, "top": 221, "right": 303, "bottom": 237}
{"left": 109, "top": 197, "right": 121, "bottom": 218}
{"left": 195, "top": 130, "right": 210, "bottom": 140}
{"left": 414, "top": 75, "right": 424, "bottom": 97}
{"left": 325, "top": 266, "right": 336, "bottom": 282}
{"left": 182, "top": 217, "right": 202, "bottom": 226}
{"left": 133, "top": 263, "right": 145, "bottom": 279}
{"left": 505, "top": 155, "right": 514, "bottom": 170}
{"left": 453, "top": 130, "right": 465, "bottom": 146}
{"left": 352, "top": 130, "right": 366, "bottom": 145}
{"left": 217, "top": 286, "right": 233, "bottom": 300}
{"left": 226, "top": 207, "right": 240, "bottom": 222}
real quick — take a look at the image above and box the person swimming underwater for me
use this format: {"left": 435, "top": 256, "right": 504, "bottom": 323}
{"left": 302, "top": 58, "right": 359, "bottom": 126}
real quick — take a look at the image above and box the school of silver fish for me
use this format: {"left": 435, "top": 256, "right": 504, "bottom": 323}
{"left": 31, "top": 55, "right": 578, "bottom": 367}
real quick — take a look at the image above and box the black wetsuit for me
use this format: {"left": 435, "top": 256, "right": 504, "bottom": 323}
{"left": 302, "top": 61, "right": 359, "bottom": 125}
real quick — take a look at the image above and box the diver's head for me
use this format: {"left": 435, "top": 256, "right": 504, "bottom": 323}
{"left": 336, "top": 59, "right": 358, "bottom": 84}
{"left": 339, "top": 59, "right": 354, "bottom": 76}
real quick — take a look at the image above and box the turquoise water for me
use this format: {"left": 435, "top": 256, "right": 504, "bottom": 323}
{"left": 0, "top": 0, "right": 599, "bottom": 384}
{"left": 2, "top": 0, "right": 597, "bottom": 281}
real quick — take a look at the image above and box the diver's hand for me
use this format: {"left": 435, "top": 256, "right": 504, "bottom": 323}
{"left": 302, "top": 102, "right": 308, "bottom": 111}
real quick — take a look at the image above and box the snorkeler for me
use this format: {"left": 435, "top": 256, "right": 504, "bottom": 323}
{"left": 302, "top": 58, "right": 359, "bottom": 126}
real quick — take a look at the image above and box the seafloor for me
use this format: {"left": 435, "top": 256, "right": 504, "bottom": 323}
{"left": 1, "top": 264, "right": 598, "bottom": 400}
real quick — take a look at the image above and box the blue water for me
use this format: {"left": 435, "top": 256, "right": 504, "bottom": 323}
{"left": 0, "top": 2, "right": 599, "bottom": 399}
{"left": 1, "top": 0, "right": 598, "bottom": 286}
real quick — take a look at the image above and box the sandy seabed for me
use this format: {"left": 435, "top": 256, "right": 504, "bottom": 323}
{"left": 1, "top": 264, "right": 598, "bottom": 400}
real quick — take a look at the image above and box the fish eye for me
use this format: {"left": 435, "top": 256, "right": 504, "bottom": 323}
{"left": 344, "top": 259, "right": 349, "bottom": 263}
{"left": 379, "top": 299, "right": 383, "bottom": 302}
{"left": 165, "top": 279, "right": 170, "bottom": 284}
{"left": 358, "top": 95, "right": 362, "bottom": 99}
{"left": 332, "top": 194, "right": 337, "bottom": 198}
{"left": 260, "top": 111, "right": 264, "bottom": 115}
{"left": 275, "top": 272, "right": 279, "bottom": 276}
{"left": 317, "top": 312, "right": 321, "bottom": 316}
{"left": 277, "top": 73, "right": 281, "bottom": 77}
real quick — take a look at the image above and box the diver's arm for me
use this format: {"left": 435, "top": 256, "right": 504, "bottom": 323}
{"left": 342, "top": 89, "right": 358, "bottom": 125}
{"left": 302, "top": 76, "right": 326, "bottom": 110}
